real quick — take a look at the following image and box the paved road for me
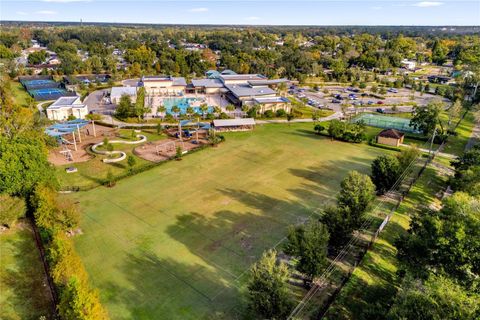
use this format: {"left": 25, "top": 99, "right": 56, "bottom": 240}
{"left": 400, "top": 144, "right": 456, "bottom": 159}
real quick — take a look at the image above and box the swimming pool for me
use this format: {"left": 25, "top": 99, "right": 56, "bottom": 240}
{"left": 162, "top": 98, "right": 213, "bottom": 115}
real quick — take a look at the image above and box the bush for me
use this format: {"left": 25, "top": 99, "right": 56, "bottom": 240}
{"left": 328, "top": 119, "right": 366, "bottom": 143}
{"left": 263, "top": 110, "right": 274, "bottom": 118}
{"left": 276, "top": 109, "right": 287, "bottom": 117}
{"left": 30, "top": 184, "right": 80, "bottom": 232}
{"left": 0, "top": 194, "right": 26, "bottom": 228}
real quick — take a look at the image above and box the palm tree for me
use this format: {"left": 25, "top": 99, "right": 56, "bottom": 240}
{"left": 158, "top": 105, "right": 166, "bottom": 119}
{"left": 241, "top": 105, "right": 249, "bottom": 117}
{"left": 200, "top": 103, "right": 209, "bottom": 119}
{"left": 226, "top": 104, "right": 235, "bottom": 114}
{"left": 213, "top": 106, "right": 221, "bottom": 115}
{"left": 172, "top": 105, "right": 180, "bottom": 119}
{"left": 186, "top": 106, "right": 195, "bottom": 119}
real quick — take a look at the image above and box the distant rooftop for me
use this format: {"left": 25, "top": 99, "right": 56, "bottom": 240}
{"left": 248, "top": 79, "right": 289, "bottom": 86}
{"left": 48, "top": 96, "right": 83, "bottom": 110}
{"left": 220, "top": 74, "right": 267, "bottom": 82}
{"left": 225, "top": 84, "right": 276, "bottom": 98}
{"left": 141, "top": 75, "right": 187, "bottom": 86}
{"left": 191, "top": 78, "right": 224, "bottom": 88}
{"left": 110, "top": 86, "right": 137, "bottom": 97}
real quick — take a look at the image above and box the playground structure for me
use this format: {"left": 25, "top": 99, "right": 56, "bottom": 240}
{"left": 91, "top": 135, "right": 147, "bottom": 163}
{"left": 47, "top": 122, "right": 117, "bottom": 166}
{"left": 174, "top": 119, "right": 211, "bottom": 143}
{"left": 45, "top": 119, "right": 97, "bottom": 162}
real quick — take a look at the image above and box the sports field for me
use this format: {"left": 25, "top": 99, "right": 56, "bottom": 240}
{"left": 70, "top": 123, "right": 388, "bottom": 319}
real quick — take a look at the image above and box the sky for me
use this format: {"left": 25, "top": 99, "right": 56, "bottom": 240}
{"left": 1, "top": 0, "right": 479, "bottom": 26}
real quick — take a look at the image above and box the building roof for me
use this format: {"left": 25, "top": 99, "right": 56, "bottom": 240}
{"left": 253, "top": 97, "right": 289, "bottom": 104}
{"left": 220, "top": 74, "right": 267, "bottom": 82}
{"left": 50, "top": 96, "right": 81, "bottom": 107}
{"left": 213, "top": 118, "right": 256, "bottom": 127}
{"left": 191, "top": 78, "right": 224, "bottom": 88}
{"left": 205, "top": 70, "right": 221, "bottom": 79}
{"left": 141, "top": 76, "right": 187, "bottom": 86}
{"left": 224, "top": 84, "right": 276, "bottom": 98}
{"left": 110, "top": 86, "right": 137, "bottom": 97}
{"left": 220, "top": 69, "right": 237, "bottom": 75}
{"left": 248, "top": 78, "right": 289, "bottom": 86}
{"left": 378, "top": 129, "right": 405, "bottom": 139}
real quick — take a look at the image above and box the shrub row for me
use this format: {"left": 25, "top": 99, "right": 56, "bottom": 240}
{"left": 30, "top": 185, "right": 109, "bottom": 319}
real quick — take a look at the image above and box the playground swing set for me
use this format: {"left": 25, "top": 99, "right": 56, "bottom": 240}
{"left": 45, "top": 119, "right": 97, "bottom": 161}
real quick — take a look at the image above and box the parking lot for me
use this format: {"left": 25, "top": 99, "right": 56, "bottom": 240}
{"left": 290, "top": 85, "right": 450, "bottom": 114}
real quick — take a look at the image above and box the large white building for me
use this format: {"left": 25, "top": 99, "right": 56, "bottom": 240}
{"left": 46, "top": 96, "right": 88, "bottom": 120}
{"left": 110, "top": 86, "right": 138, "bottom": 104}
{"left": 140, "top": 76, "right": 187, "bottom": 95}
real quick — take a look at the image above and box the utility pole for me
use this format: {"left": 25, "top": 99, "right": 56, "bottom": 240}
{"left": 429, "top": 127, "right": 437, "bottom": 158}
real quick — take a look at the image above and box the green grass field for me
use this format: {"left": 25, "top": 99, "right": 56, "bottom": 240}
{"left": 324, "top": 160, "right": 447, "bottom": 318}
{"left": 9, "top": 80, "right": 31, "bottom": 107}
{"left": 69, "top": 123, "right": 388, "bottom": 319}
{"left": 0, "top": 222, "right": 54, "bottom": 320}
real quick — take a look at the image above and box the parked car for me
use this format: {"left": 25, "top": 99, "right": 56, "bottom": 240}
{"left": 376, "top": 108, "right": 385, "bottom": 113}
{"left": 387, "top": 88, "right": 398, "bottom": 93}
{"left": 332, "top": 99, "right": 341, "bottom": 103}
{"left": 367, "top": 100, "right": 374, "bottom": 105}
{"left": 377, "top": 101, "right": 384, "bottom": 104}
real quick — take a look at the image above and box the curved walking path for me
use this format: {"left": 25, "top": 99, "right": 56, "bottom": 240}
{"left": 91, "top": 135, "right": 147, "bottom": 163}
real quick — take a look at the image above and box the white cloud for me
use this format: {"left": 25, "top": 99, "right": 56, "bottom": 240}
{"left": 413, "top": 2, "right": 444, "bottom": 7}
{"left": 189, "top": 7, "right": 208, "bottom": 13}
{"left": 245, "top": 16, "right": 260, "bottom": 21}
{"left": 35, "top": 10, "right": 58, "bottom": 15}
{"left": 16, "top": 11, "right": 28, "bottom": 15}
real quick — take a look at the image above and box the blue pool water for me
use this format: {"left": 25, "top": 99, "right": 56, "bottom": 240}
{"left": 162, "top": 98, "right": 213, "bottom": 115}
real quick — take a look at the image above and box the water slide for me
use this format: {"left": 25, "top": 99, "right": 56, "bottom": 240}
{"left": 91, "top": 135, "right": 147, "bottom": 163}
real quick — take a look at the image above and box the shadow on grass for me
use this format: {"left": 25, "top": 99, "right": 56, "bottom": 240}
{"left": 1, "top": 226, "right": 54, "bottom": 320}
{"left": 101, "top": 250, "right": 244, "bottom": 320}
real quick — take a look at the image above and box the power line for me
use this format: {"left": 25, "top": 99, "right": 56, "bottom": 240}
{"left": 287, "top": 133, "right": 437, "bottom": 319}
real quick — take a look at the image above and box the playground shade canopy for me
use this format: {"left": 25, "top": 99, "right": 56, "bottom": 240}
{"left": 45, "top": 119, "right": 89, "bottom": 137}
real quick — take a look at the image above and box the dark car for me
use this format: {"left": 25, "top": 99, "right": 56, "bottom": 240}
{"left": 377, "top": 101, "right": 384, "bottom": 104}
{"left": 332, "top": 99, "right": 341, "bottom": 103}
{"left": 376, "top": 108, "right": 385, "bottom": 113}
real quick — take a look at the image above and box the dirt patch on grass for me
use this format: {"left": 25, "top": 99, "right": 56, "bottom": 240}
{"left": 134, "top": 138, "right": 209, "bottom": 163}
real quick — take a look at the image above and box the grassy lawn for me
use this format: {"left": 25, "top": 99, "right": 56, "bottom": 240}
{"left": 442, "top": 111, "right": 475, "bottom": 157}
{"left": 68, "top": 123, "right": 388, "bottom": 319}
{"left": 9, "top": 80, "right": 31, "bottom": 107}
{"left": 324, "top": 160, "right": 447, "bottom": 319}
{"left": 0, "top": 222, "right": 54, "bottom": 320}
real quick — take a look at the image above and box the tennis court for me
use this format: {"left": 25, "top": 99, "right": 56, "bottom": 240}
{"left": 29, "top": 88, "right": 70, "bottom": 101}
{"left": 353, "top": 113, "right": 419, "bottom": 133}
{"left": 22, "top": 79, "right": 57, "bottom": 87}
